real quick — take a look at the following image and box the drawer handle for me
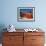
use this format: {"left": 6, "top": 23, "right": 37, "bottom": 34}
{"left": 32, "top": 39, "right": 36, "bottom": 40}
{"left": 9, "top": 38, "right": 13, "bottom": 40}
{"left": 9, "top": 38, "right": 12, "bottom": 40}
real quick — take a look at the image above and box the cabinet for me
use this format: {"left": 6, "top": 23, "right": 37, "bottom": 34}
{"left": 2, "top": 32, "right": 45, "bottom": 46}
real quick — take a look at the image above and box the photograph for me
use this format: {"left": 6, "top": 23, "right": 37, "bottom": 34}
{"left": 17, "top": 7, "right": 35, "bottom": 22}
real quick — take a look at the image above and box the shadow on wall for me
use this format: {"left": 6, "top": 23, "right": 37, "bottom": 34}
{"left": 0, "top": 24, "right": 7, "bottom": 43}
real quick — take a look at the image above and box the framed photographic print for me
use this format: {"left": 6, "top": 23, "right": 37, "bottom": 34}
{"left": 17, "top": 7, "right": 35, "bottom": 22}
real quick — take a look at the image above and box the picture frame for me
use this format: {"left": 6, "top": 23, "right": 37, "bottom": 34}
{"left": 17, "top": 7, "right": 35, "bottom": 22}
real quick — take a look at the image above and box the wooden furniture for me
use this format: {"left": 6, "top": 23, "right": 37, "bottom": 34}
{"left": 2, "top": 32, "right": 45, "bottom": 46}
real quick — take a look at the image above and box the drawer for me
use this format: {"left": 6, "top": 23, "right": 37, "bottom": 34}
{"left": 3, "top": 35, "right": 23, "bottom": 44}
{"left": 31, "top": 44, "right": 44, "bottom": 46}
{"left": 3, "top": 32, "right": 23, "bottom": 36}
{"left": 3, "top": 43, "right": 23, "bottom": 46}
{"left": 24, "top": 32, "right": 44, "bottom": 36}
{"left": 24, "top": 36, "right": 32, "bottom": 40}
{"left": 3, "top": 44, "right": 15, "bottom": 46}
{"left": 24, "top": 36, "right": 32, "bottom": 46}
{"left": 24, "top": 36, "right": 44, "bottom": 45}
{"left": 32, "top": 36, "right": 45, "bottom": 44}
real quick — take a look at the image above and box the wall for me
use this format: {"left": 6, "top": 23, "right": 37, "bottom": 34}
{"left": 0, "top": 0, "right": 46, "bottom": 29}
